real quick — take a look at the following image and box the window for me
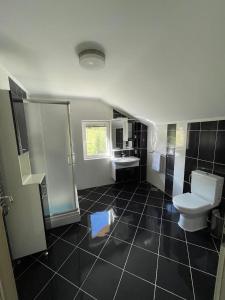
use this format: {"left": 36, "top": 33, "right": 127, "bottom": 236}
{"left": 82, "top": 121, "right": 111, "bottom": 160}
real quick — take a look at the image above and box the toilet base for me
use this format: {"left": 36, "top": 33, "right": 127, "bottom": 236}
{"left": 178, "top": 212, "right": 208, "bottom": 232}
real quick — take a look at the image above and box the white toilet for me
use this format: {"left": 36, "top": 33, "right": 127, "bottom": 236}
{"left": 173, "top": 170, "right": 224, "bottom": 232}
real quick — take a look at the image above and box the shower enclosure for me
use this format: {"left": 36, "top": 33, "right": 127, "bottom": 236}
{"left": 25, "top": 100, "right": 79, "bottom": 227}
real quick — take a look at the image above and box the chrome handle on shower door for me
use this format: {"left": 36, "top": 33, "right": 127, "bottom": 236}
{"left": 67, "top": 153, "right": 76, "bottom": 165}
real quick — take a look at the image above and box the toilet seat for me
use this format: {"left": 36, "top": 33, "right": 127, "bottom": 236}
{"left": 173, "top": 193, "right": 211, "bottom": 214}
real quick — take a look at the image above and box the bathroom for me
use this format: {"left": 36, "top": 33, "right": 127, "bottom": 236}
{"left": 0, "top": 1, "right": 225, "bottom": 300}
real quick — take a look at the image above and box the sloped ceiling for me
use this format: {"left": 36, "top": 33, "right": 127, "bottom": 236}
{"left": 0, "top": 0, "right": 225, "bottom": 123}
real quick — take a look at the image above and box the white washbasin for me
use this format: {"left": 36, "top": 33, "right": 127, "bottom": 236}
{"left": 112, "top": 156, "right": 140, "bottom": 166}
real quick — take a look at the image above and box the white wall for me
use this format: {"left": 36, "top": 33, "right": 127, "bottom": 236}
{"left": 70, "top": 98, "right": 114, "bottom": 189}
{"left": 0, "top": 66, "right": 10, "bottom": 90}
{"left": 147, "top": 123, "right": 167, "bottom": 191}
{"left": 173, "top": 122, "right": 188, "bottom": 196}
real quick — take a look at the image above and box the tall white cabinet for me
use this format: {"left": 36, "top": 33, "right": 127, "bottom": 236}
{"left": 0, "top": 89, "right": 47, "bottom": 259}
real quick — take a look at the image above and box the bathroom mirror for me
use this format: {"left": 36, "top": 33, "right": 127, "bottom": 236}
{"left": 111, "top": 118, "right": 133, "bottom": 150}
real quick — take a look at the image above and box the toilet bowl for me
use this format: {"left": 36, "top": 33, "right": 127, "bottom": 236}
{"left": 172, "top": 170, "right": 224, "bottom": 232}
{"left": 173, "top": 193, "right": 211, "bottom": 231}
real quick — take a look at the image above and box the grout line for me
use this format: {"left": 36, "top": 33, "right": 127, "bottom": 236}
{"left": 69, "top": 222, "right": 219, "bottom": 277}
{"left": 33, "top": 272, "right": 56, "bottom": 299}
{"left": 15, "top": 226, "right": 68, "bottom": 281}
{"left": 33, "top": 226, "right": 93, "bottom": 299}
{"left": 184, "top": 230, "right": 196, "bottom": 300}
{"left": 211, "top": 237, "right": 219, "bottom": 255}
{"left": 112, "top": 185, "right": 152, "bottom": 300}
{"left": 73, "top": 184, "right": 135, "bottom": 299}
{"left": 212, "top": 121, "right": 219, "bottom": 173}
{"left": 79, "top": 205, "right": 219, "bottom": 253}
{"left": 153, "top": 191, "right": 164, "bottom": 300}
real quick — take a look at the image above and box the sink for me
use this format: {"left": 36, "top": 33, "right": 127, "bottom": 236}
{"left": 111, "top": 156, "right": 140, "bottom": 181}
{"left": 112, "top": 156, "right": 140, "bottom": 166}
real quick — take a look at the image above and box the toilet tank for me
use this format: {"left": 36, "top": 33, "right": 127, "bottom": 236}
{"left": 191, "top": 170, "right": 224, "bottom": 206}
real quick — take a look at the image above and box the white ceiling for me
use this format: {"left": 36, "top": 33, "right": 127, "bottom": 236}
{"left": 0, "top": 0, "right": 225, "bottom": 123}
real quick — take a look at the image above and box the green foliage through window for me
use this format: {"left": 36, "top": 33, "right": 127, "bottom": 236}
{"left": 86, "top": 126, "right": 108, "bottom": 156}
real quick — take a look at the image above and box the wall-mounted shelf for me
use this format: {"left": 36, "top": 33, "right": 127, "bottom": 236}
{"left": 112, "top": 148, "right": 134, "bottom": 152}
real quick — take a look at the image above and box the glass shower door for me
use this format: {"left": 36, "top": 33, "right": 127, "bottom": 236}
{"left": 40, "top": 103, "right": 76, "bottom": 216}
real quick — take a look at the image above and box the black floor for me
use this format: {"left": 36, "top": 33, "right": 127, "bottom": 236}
{"left": 15, "top": 182, "right": 219, "bottom": 300}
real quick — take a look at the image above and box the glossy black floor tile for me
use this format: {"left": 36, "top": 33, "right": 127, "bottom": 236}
{"left": 113, "top": 197, "right": 129, "bottom": 209}
{"left": 86, "top": 191, "right": 101, "bottom": 201}
{"left": 134, "top": 227, "right": 159, "bottom": 253}
{"left": 78, "top": 188, "right": 94, "bottom": 197}
{"left": 82, "top": 259, "right": 122, "bottom": 300}
{"left": 75, "top": 290, "right": 95, "bottom": 299}
{"left": 143, "top": 205, "right": 162, "bottom": 218}
{"left": 98, "top": 194, "right": 115, "bottom": 205}
{"left": 136, "top": 187, "right": 149, "bottom": 196}
{"left": 110, "top": 206, "right": 125, "bottom": 218}
{"left": 48, "top": 224, "right": 72, "bottom": 237}
{"left": 157, "top": 256, "right": 194, "bottom": 299}
{"left": 15, "top": 183, "right": 220, "bottom": 300}
{"left": 161, "top": 219, "right": 185, "bottom": 241}
{"left": 13, "top": 255, "right": 35, "bottom": 279}
{"left": 147, "top": 197, "right": 163, "bottom": 207}
{"left": 94, "top": 185, "right": 110, "bottom": 194}
{"left": 159, "top": 235, "right": 189, "bottom": 265}
{"left": 88, "top": 202, "right": 108, "bottom": 212}
{"left": 188, "top": 244, "right": 218, "bottom": 275}
{"left": 132, "top": 193, "right": 147, "bottom": 203}
{"left": 119, "top": 210, "right": 142, "bottom": 227}
{"left": 115, "top": 271, "right": 154, "bottom": 300}
{"left": 106, "top": 188, "right": 120, "bottom": 197}
{"left": 162, "top": 204, "right": 179, "bottom": 222}
{"left": 192, "top": 269, "right": 216, "bottom": 300}
{"left": 39, "top": 238, "right": 75, "bottom": 271}
{"left": 112, "top": 221, "right": 137, "bottom": 243}
{"left": 58, "top": 247, "right": 96, "bottom": 287}
{"left": 155, "top": 287, "right": 182, "bottom": 300}
{"left": 150, "top": 188, "right": 164, "bottom": 199}
{"left": 125, "top": 246, "right": 157, "bottom": 283}
{"left": 16, "top": 261, "right": 54, "bottom": 300}
{"left": 139, "top": 214, "right": 161, "bottom": 233}
{"left": 45, "top": 233, "right": 58, "bottom": 248}
{"left": 79, "top": 212, "right": 90, "bottom": 228}
{"left": 100, "top": 237, "right": 131, "bottom": 268}
{"left": 36, "top": 274, "right": 78, "bottom": 300}
{"left": 118, "top": 191, "right": 133, "bottom": 200}
{"left": 126, "top": 201, "right": 145, "bottom": 213}
{"left": 186, "top": 228, "right": 216, "bottom": 250}
{"left": 79, "top": 199, "right": 95, "bottom": 210}
{"left": 78, "top": 233, "right": 108, "bottom": 256}
{"left": 61, "top": 224, "right": 89, "bottom": 245}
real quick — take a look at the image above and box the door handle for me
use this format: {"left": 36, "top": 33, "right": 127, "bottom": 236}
{"left": 0, "top": 196, "right": 14, "bottom": 216}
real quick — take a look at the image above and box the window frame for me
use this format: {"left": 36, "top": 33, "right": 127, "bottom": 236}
{"left": 82, "top": 120, "right": 111, "bottom": 160}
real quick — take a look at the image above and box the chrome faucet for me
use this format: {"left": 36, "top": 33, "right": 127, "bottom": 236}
{"left": 121, "top": 152, "right": 126, "bottom": 158}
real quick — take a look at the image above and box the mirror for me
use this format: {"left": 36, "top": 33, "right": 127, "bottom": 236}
{"left": 111, "top": 118, "right": 133, "bottom": 150}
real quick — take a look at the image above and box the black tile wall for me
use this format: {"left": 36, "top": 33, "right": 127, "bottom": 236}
{"left": 184, "top": 120, "right": 225, "bottom": 218}
{"left": 113, "top": 109, "right": 127, "bottom": 119}
{"left": 134, "top": 121, "right": 147, "bottom": 182}
{"left": 165, "top": 124, "right": 176, "bottom": 197}
{"left": 113, "top": 110, "right": 147, "bottom": 182}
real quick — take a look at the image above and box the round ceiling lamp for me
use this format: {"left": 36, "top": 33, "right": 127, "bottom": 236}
{"left": 79, "top": 49, "right": 105, "bottom": 70}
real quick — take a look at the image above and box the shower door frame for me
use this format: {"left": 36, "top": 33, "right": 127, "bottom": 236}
{"left": 25, "top": 98, "right": 80, "bottom": 226}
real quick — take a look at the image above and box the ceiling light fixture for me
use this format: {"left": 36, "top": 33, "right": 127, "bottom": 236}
{"left": 79, "top": 49, "right": 105, "bottom": 70}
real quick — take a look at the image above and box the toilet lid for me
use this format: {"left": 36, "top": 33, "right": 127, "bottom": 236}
{"left": 173, "top": 193, "right": 211, "bottom": 213}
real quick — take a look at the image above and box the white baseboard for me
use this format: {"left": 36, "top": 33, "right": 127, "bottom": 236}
{"left": 45, "top": 209, "right": 81, "bottom": 230}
